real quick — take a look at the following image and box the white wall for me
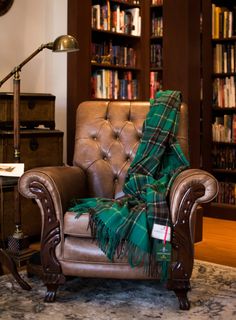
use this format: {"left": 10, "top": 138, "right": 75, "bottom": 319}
{"left": 0, "top": 0, "right": 68, "bottom": 162}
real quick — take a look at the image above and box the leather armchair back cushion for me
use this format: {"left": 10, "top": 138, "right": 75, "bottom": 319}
{"left": 73, "top": 101, "right": 189, "bottom": 199}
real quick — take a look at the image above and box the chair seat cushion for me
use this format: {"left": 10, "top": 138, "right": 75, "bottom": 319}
{"left": 64, "top": 211, "right": 92, "bottom": 238}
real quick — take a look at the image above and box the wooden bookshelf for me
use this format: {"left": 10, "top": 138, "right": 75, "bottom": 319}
{"left": 67, "top": 0, "right": 148, "bottom": 163}
{"left": 150, "top": 2, "right": 163, "bottom": 98}
{"left": 201, "top": 0, "right": 236, "bottom": 219}
{"left": 67, "top": 0, "right": 202, "bottom": 167}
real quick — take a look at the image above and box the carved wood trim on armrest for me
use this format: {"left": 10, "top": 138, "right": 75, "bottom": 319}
{"left": 29, "top": 181, "right": 65, "bottom": 286}
{"left": 168, "top": 183, "right": 205, "bottom": 293}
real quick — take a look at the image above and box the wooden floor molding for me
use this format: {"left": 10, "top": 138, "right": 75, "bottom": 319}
{"left": 194, "top": 217, "right": 236, "bottom": 268}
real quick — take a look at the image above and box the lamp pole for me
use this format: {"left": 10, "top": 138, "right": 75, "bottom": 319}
{"left": 0, "top": 35, "right": 79, "bottom": 289}
{"left": 5, "top": 45, "right": 52, "bottom": 244}
{"left": 13, "top": 70, "right": 23, "bottom": 240}
{"left": 0, "top": 44, "right": 53, "bottom": 244}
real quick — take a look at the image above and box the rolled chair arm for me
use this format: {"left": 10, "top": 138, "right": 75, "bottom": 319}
{"left": 170, "top": 168, "right": 219, "bottom": 226}
{"left": 18, "top": 166, "right": 87, "bottom": 222}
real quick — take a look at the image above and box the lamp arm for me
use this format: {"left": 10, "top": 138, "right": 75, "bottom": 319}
{"left": 0, "top": 42, "right": 53, "bottom": 87}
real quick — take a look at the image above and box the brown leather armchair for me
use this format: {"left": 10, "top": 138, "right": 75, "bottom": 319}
{"left": 18, "top": 100, "right": 218, "bottom": 310}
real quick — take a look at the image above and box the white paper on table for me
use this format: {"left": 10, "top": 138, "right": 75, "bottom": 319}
{"left": 0, "top": 163, "right": 24, "bottom": 177}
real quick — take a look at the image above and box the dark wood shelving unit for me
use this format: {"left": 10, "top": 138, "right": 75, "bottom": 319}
{"left": 150, "top": 67, "right": 163, "bottom": 71}
{"left": 205, "top": 203, "right": 236, "bottom": 221}
{"left": 212, "top": 36, "right": 236, "bottom": 42}
{"left": 149, "top": 2, "right": 163, "bottom": 99}
{"left": 91, "top": 29, "right": 141, "bottom": 37}
{"left": 91, "top": 63, "right": 140, "bottom": 71}
{"left": 213, "top": 73, "right": 236, "bottom": 77}
{"left": 110, "top": 0, "right": 141, "bottom": 7}
{"left": 212, "top": 141, "right": 236, "bottom": 146}
{"left": 202, "top": 0, "right": 236, "bottom": 219}
{"left": 67, "top": 0, "right": 202, "bottom": 169}
{"left": 150, "top": 36, "right": 163, "bottom": 40}
{"left": 212, "top": 169, "right": 236, "bottom": 173}
{"left": 212, "top": 107, "right": 236, "bottom": 113}
{"left": 163, "top": 0, "right": 201, "bottom": 168}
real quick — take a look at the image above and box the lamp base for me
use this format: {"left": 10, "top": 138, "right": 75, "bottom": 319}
{"left": 7, "top": 235, "right": 29, "bottom": 253}
{"left": 7, "top": 234, "right": 37, "bottom": 267}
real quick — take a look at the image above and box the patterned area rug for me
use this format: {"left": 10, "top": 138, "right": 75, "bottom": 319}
{"left": 0, "top": 260, "right": 235, "bottom": 320}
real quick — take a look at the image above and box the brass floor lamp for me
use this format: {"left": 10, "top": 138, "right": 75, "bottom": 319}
{"left": 0, "top": 35, "right": 79, "bottom": 289}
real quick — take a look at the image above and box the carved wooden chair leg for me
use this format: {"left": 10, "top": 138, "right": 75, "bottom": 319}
{"left": 44, "top": 283, "right": 59, "bottom": 302}
{"left": 0, "top": 248, "right": 31, "bottom": 290}
{"left": 173, "top": 287, "right": 191, "bottom": 310}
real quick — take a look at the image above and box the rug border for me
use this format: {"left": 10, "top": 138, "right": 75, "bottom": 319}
{"left": 194, "top": 259, "right": 236, "bottom": 271}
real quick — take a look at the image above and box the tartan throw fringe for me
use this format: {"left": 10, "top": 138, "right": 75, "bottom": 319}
{"left": 69, "top": 90, "right": 190, "bottom": 279}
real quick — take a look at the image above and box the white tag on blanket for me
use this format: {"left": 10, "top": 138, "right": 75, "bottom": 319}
{"left": 151, "top": 224, "right": 171, "bottom": 241}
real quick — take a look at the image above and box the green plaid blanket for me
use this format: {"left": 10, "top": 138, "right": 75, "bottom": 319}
{"left": 69, "top": 90, "right": 189, "bottom": 278}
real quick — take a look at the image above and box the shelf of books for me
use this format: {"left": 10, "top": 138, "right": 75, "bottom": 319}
{"left": 68, "top": 0, "right": 203, "bottom": 165}
{"left": 150, "top": 0, "right": 163, "bottom": 99}
{"left": 209, "top": 1, "right": 236, "bottom": 217}
{"left": 91, "top": 0, "right": 142, "bottom": 100}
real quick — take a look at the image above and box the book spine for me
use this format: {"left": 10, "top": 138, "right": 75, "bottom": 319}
{"left": 213, "top": 5, "right": 235, "bottom": 39}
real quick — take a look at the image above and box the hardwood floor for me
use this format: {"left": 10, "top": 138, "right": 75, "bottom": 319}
{"left": 194, "top": 217, "right": 236, "bottom": 268}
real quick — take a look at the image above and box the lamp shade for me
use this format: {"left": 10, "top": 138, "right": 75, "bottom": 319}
{"left": 52, "top": 35, "right": 79, "bottom": 52}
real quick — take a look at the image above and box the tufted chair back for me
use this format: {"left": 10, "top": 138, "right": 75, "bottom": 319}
{"left": 73, "top": 100, "right": 189, "bottom": 199}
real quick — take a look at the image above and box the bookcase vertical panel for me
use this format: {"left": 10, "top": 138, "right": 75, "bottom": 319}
{"left": 68, "top": 0, "right": 92, "bottom": 164}
{"left": 163, "top": 0, "right": 201, "bottom": 168}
